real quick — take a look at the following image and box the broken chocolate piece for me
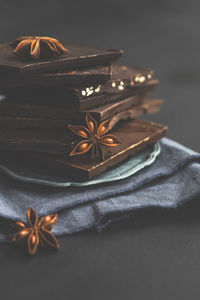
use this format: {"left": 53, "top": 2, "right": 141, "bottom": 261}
{"left": 103, "top": 63, "right": 154, "bottom": 93}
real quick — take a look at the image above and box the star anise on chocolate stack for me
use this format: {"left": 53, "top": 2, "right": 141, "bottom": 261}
{"left": 11, "top": 36, "right": 69, "bottom": 60}
{"left": 68, "top": 113, "right": 121, "bottom": 160}
{"left": 11, "top": 208, "right": 60, "bottom": 255}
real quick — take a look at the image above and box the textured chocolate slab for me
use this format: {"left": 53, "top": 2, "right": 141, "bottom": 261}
{"left": 80, "top": 80, "right": 158, "bottom": 110}
{"left": 0, "top": 94, "right": 143, "bottom": 122}
{"left": 109, "top": 99, "right": 163, "bottom": 128}
{"left": 0, "top": 99, "right": 163, "bottom": 131}
{"left": 103, "top": 63, "right": 154, "bottom": 93}
{"left": 2, "top": 119, "right": 166, "bottom": 180}
{"left": 0, "top": 43, "right": 122, "bottom": 74}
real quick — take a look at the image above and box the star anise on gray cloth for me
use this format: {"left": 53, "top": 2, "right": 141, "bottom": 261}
{"left": 68, "top": 113, "right": 121, "bottom": 160}
{"left": 11, "top": 36, "right": 69, "bottom": 59}
{"left": 11, "top": 207, "right": 60, "bottom": 255}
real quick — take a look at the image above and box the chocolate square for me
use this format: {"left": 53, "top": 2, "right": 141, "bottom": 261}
{"left": 0, "top": 43, "right": 122, "bottom": 74}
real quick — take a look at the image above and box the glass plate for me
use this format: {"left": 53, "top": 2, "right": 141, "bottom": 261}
{"left": 0, "top": 142, "right": 160, "bottom": 187}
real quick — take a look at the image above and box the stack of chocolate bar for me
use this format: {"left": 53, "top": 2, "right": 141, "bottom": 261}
{"left": 0, "top": 36, "right": 167, "bottom": 180}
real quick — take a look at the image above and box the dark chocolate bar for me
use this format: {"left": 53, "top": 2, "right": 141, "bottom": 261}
{"left": 0, "top": 94, "right": 143, "bottom": 122}
{"left": 1, "top": 62, "right": 155, "bottom": 94}
{"left": 0, "top": 99, "right": 163, "bottom": 131}
{"left": 33, "top": 65, "right": 111, "bottom": 87}
{"left": 80, "top": 80, "right": 158, "bottom": 110}
{"left": 3, "top": 80, "right": 158, "bottom": 110}
{"left": 0, "top": 119, "right": 167, "bottom": 179}
{"left": 0, "top": 43, "right": 122, "bottom": 74}
{"left": 0, "top": 65, "right": 111, "bottom": 90}
{"left": 33, "top": 63, "right": 154, "bottom": 88}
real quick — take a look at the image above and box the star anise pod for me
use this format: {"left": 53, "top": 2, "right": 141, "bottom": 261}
{"left": 11, "top": 36, "right": 69, "bottom": 60}
{"left": 11, "top": 207, "right": 60, "bottom": 255}
{"left": 68, "top": 113, "right": 121, "bottom": 160}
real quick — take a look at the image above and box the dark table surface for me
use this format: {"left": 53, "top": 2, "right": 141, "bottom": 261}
{"left": 0, "top": 0, "right": 200, "bottom": 299}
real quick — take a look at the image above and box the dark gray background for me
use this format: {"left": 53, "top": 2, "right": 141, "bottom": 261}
{"left": 0, "top": 0, "right": 199, "bottom": 299}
